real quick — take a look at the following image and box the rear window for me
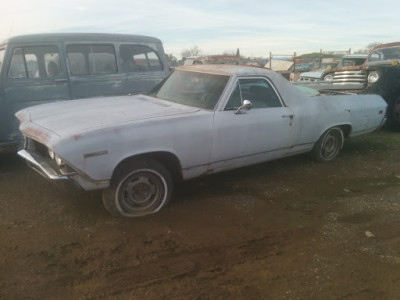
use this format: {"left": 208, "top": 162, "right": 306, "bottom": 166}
{"left": 119, "top": 44, "right": 163, "bottom": 72}
{"left": 67, "top": 44, "right": 117, "bottom": 75}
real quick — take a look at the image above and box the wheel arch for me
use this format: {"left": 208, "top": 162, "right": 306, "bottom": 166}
{"left": 111, "top": 151, "right": 183, "bottom": 183}
{"left": 318, "top": 123, "right": 351, "bottom": 144}
{"left": 338, "top": 124, "right": 352, "bottom": 139}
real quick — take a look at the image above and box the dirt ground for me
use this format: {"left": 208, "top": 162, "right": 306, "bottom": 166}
{"left": 1, "top": 130, "right": 400, "bottom": 299}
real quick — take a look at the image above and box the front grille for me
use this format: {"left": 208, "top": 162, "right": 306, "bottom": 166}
{"left": 24, "top": 138, "right": 76, "bottom": 176}
{"left": 331, "top": 70, "right": 367, "bottom": 85}
{"left": 26, "top": 138, "right": 49, "bottom": 158}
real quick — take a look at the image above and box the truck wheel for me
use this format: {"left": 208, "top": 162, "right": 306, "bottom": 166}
{"left": 312, "top": 127, "right": 344, "bottom": 162}
{"left": 102, "top": 159, "right": 172, "bottom": 217}
{"left": 386, "top": 96, "right": 400, "bottom": 131}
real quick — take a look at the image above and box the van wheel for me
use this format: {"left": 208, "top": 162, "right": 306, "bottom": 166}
{"left": 312, "top": 127, "right": 344, "bottom": 162}
{"left": 102, "top": 159, "right": 172, "bottom": 217}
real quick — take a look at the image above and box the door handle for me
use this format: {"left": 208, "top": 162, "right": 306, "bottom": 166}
{"left": 282, "top": 114, "right": 294, "bottom": 118}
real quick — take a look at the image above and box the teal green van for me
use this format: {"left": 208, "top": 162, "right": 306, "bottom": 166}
{"left": 0, "top": 33, "right": 170, "bottom": 153}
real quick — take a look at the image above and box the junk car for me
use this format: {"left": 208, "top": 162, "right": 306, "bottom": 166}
{"left": 16, "top": 65, "right": 387, "bottom": 217}
{"left": 309, "top": 44, "right": 400, "bottom": 130}
{"left": 0, "top": 33, "right": 170, "bottom": 153}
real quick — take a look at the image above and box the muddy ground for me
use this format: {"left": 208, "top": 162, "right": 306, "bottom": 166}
{"left": 1, "top": 130, "right": 400, "bottom": 299}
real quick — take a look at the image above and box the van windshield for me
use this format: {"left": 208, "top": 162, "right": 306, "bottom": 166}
{"left": 0, "top": 48, "right": 5, "bottom": 74}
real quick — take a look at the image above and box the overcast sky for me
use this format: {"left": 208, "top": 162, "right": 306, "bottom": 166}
{"left": 1, "top": 0, "right": 399, "bottom": 59}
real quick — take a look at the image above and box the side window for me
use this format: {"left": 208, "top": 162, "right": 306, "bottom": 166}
{"left": 225, "top": 83, "right": 241, "bottom": 110}
{"left": 44, "top": 53, "right": 61, "bottom": 77}
{"left": 0, "top": 48, "right": 6, "bottom": 73}
{"left": 9, "top": 48, "right": 28, "bottom": 78}
{"left": 67, "top": 44, "right": 117, "bottom": 75}
{"left": 225, "top": 78, "right": 282, "bottom": 110}
{"left": 119, "top": 44, "right": 163, "bottom": 72}
{"left": 8, "top": 46, "right": 61, "bottom": 79}
{"left": 67, "top": 52, "right": 86, "bottom": 75}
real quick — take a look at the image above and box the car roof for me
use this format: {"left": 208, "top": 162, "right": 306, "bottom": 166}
{"left": 176, "top": 64, "right": 275, "bottom": 77}
{"left": 371, "top": 41, "right": 400, "bottom": 51}
{"left": 1, "top": 33, "right": 161, "bottom": 45}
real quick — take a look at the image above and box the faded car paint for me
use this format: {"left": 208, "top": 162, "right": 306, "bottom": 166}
{"left": 16, "top": 65, "right": 387, "bottom": 217}
{"left": 17, "top": 65, "right": 386, "bottom": 193}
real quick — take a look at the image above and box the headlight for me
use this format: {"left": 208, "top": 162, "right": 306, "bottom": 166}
{"left": 54, "top": 155, "right": 64, "bottom": 166}
{"left": 48, "top": 149, "right": 55, "bottom": 159}
{"left": 368, "top": 71, "right": 379, "bottom": 84}
{"left": 324, "top": 74, "right": 333, "bottom": 81}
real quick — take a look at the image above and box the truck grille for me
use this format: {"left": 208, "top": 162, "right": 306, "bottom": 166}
{"left": 331, "top": 70, "right": 367, "bottom": 85}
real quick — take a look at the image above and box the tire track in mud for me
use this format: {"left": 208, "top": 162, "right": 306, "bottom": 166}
{"left": 29, "top": 227, "right": 310, "bottom": 299}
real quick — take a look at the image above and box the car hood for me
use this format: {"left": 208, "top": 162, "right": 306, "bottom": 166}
{"left": 330, "top": 65, "right": 366, "bottom": 72}
{"left": 16, "top": 94, "right": 200, "bottom": 142}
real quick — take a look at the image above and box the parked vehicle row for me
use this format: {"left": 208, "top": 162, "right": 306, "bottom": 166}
{"left": 0, "top": 32, "right": 395, "bottom": 218}
{"left": 298, "top": 55, "right": 366, "bottom": 82}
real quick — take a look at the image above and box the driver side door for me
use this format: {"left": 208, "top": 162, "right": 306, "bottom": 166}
{"left": 209, "top": 77, "right": 294, "bottom": 173}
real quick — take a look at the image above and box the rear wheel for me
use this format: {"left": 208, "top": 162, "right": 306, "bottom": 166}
{"left": 102, "top": 159, "right": 172, "bottom": 217}
{"left": 312, "top": 127, "right": 344, "bottom": 162}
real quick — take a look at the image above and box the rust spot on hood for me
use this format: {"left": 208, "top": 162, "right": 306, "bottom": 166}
{"left": 23, "top": 126, "right": 51, "bottom": 145}
{"left": 331, "top": 65, "right": 367, "bottom": 72}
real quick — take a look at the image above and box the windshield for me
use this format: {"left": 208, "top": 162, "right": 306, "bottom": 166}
{"left": 338, "top": 57, "right": 365, "bottom": 67}
{"left": 368, "top": 46, "right": 400, "bottom": 62}
{"left": 0, "top": 47, "right": 5, "bottom": 73}
{"left": 149, "top": 70, "right": 230, "bottom": 109}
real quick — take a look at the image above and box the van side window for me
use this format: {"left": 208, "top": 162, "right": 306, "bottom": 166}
{"left": 67, "top": 44, "right": 117, "bottom": 75}
{"left": 45, "top": 53, "right": 61, "bottom": 77}
{"left": 8, "top": 46, "right": 61, "bottom": 79}
{"left": 119, "top": 45, "right": 163, "bottom": 72}
{"left": 0, "top": 48, "right": 5, "bottom": 72}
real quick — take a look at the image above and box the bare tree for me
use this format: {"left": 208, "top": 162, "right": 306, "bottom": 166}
{"left": 165, "top": 53, "right": 177, "bottom": 63}
{"left": 181, "top": 45, "right": 202, "bottom": 58}
{"left": 354, "top": 42, "right": 382, "bottom": 54}
{"left": 366, "top": 42, "right": 382, "bottom": 52}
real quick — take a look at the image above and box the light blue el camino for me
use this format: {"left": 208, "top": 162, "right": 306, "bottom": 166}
{"left": 16, "top": 65, "right": 387, "bottom": 217}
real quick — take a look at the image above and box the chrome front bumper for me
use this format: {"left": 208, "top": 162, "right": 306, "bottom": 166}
{"left": 18, "top": 149, "right": 110, "bottom": 190}
{"left": 18, "top": 149, "right": 68, "bottom": 180}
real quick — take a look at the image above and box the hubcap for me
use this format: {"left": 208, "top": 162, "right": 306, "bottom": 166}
{"left": 322, "top": 130, "right": 341, "bottom": 160}
{"left": 117, "top": 170, "right": 166, "bottom": 214}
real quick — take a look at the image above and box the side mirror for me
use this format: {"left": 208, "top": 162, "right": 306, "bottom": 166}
{"left": 235, "top": 100, "right": 252, "bottom": 114}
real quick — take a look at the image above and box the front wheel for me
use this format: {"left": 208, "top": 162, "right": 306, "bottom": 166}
{"left": 311, "top": 127, "right": 344, "bottom": 162}
{"left": 386, "top": 96, "right": 400, "bottom": 131}
{"left": 102, "top": 159, "right": 173, "bottom": 217}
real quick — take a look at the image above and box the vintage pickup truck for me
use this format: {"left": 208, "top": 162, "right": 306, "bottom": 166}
{"left": 298, "top": 42, "right": 400, "bottom": 130}
{"left": 16, "top": 65, "right": 387, "bottom": 217}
